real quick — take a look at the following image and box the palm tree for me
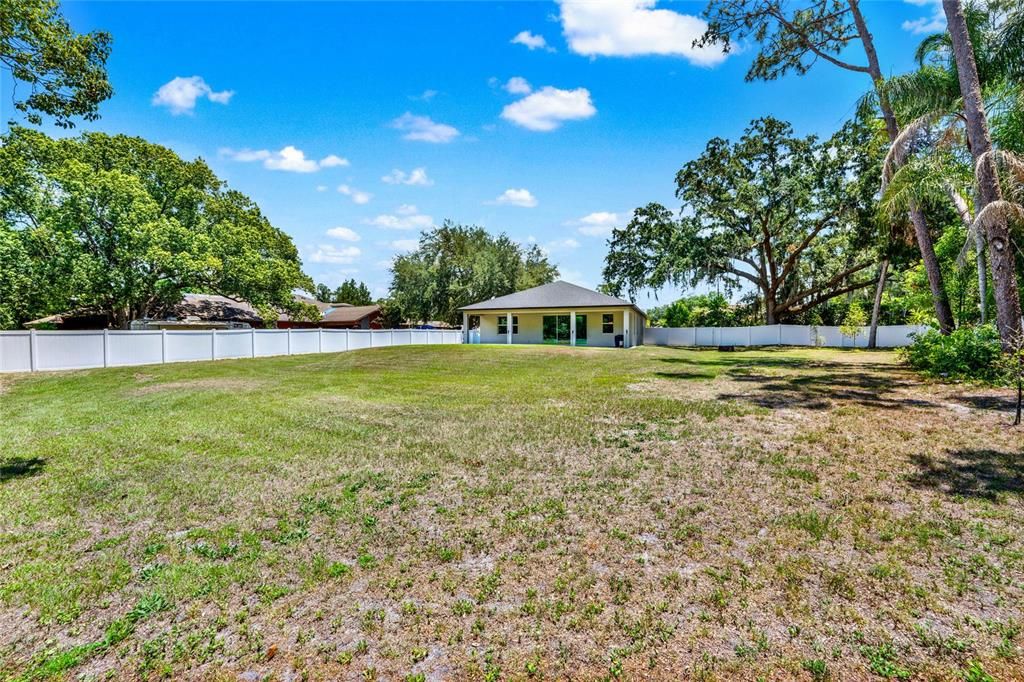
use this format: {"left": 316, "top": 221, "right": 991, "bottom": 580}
{"left": 876, "top": 1, "right": 1024, "bottom": 342}
{"left": 942, "top": 0, "right": 1022, "bottom": 347}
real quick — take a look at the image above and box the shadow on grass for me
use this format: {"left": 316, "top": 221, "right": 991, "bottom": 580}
{"left": 658, "top": 353, "right": 933, "bottom": 411}
{"left": 907, "top": 449, "right": 1024, "bottom": 500}
{"left": 1, "top": 456, "right": 46, "bottom": 483}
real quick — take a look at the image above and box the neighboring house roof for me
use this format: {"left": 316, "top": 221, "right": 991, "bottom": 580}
{"left": 175, "top": 294, "right": 264, "bottom": 324}
{"left": 321, "top": 304, "right": 381, "bottom": 325}
{"left": 459, "top": 281, "right": 646, "bottom": 317}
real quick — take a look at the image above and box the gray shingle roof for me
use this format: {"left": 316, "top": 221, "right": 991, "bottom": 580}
{"left": 459, "top": 281, "right": 645, "bottom": 316}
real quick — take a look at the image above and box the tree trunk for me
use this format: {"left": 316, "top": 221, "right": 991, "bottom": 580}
{"left": 943, "top": 0, "right": 1023, "bottom": 347}
{"left": 976, "top": 231, "right": 988, "bottom": 325}
{"left": 850, "top": 0, "right": 957, "bottom": 334}
{"left": 868, "top": 259, "right": 888, "bottom": 348}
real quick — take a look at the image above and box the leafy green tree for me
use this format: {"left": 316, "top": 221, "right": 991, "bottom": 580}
{"left": 2, "top": 0, "right": 113, "bottom": 127}
{"left": 603, "top": 117, "right": 882, "bottom": 324}
{"left": 314, "top": 283, "right": 333, "bottom": 302}
{"left": 389, "top": 221, "right": 558, "bottom": 325}
{"left": 647, "top": 293, "right": 739, "bottom": 328}
{"left": 697, "top": 0, "right": 956, "bottom": 333}
{"left": 332, "top": 279, "right": 373, "bottom": 306}
{"left": 0, "top": 127, "right": 314, "bottom": 328}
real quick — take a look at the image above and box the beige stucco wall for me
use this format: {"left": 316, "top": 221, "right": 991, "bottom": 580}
{"left": 476, "top": 309, "right": 641, "bottom": 347}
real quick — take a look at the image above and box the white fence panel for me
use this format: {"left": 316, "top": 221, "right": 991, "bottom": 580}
{"left": 1, "top": 326, "right": 465, "bottom": 373}
{"left": 348, "top": 331, "right": 373, "bottom": 350}
{"left": 647, "top": 323, "right": 927, "bottom": 348}
{"left": 0, "top": 332, "right": 32, "bottom": 372}
{"left": 749, "top": 325, "right": 779, "bottom": 345}
{"left": 254, "top": 330, "right": 288, "bottom": 357}
{"left": 165, "top": 331, "right": 214, "bottom": 363}
{"left": 780, "top": 326, "right": 812, "bottom": 346}
{"left": 694, "top": 327, "right": 717, "bottom": 346}
{"left": 288, "top": 329, "right": 319, "bottom": 355}
{"left": 718, "top": 327, "right": 749, "bottom": 346}
{"left": 108, "top": 330, "right": 163, "bottom": 367}
{"left": 321, "top": 330, "right": 349, "bottom": 353}
{"left": 214, "top": 330, "right": 253, "bottom": 359}
{"left": 35, "top": 331, "right": 105, "bottom": 370}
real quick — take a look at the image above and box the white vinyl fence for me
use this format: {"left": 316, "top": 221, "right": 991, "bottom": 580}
{"left": 645, "top": 324, "right": 929, "bottom": 349}
{"left": 0, "top": 328, "right": 463, "bottom": 373}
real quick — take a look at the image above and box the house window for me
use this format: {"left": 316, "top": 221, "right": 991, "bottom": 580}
{"left": 498, "top": 315, "right": 518, "bottom": 335}
{"left": 602, "top": 313, "right": 614, "bottom": 334}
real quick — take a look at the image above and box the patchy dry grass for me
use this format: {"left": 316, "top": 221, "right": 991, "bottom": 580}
{"left": 0, "top": 345, "right": 1021, "bottom": 681}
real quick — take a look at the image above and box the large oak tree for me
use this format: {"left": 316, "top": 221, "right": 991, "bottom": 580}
{"left": 0, "top": 127, "right": 315, "bottom": 328}
{"left": 697, "top": 0, "right": 957, "bottom": 334}
{"left": 602, "top": 117, "right": 881, "bottom": 324}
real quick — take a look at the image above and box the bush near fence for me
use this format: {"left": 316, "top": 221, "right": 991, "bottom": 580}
{"left": 645, "top": 324, "right": 928, "bottom": 349}
{"left": 0, "top": 328, "right": 463, "bottom": 373}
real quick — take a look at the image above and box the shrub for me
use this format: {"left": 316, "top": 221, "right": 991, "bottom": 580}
{"left": 902, "top": 325, "right": 1003, "bottom": 382}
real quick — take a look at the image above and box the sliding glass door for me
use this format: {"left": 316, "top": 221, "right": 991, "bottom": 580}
{"left": 542, "top": 314, "right": 587, "bottom": 345}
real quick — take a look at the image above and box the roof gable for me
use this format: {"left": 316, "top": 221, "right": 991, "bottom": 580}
{"left": 459, "top": 281, "right": 644, "bottom": 316}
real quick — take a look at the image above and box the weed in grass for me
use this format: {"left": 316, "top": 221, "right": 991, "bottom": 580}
{"left": 802, "top": 658, "right": 829, "bottom": 680}
{"left": 784, "top": 511, "right": 837, "bottom": 542}
{"left": 859, "top": 642, "right": 911, "bottom": 679}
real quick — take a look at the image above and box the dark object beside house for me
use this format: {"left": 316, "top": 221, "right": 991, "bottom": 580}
{"left": 615, "top": 334, "right": 624, "bottom": 348}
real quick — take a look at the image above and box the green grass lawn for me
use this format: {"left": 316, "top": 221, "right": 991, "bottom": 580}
{"left": 1, "top": 345, "right": 1022, "bottom": 680}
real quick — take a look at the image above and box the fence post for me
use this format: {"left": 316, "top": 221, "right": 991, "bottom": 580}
{"left": 29, "top": 329, "right": 37, "bottom": 372}
{"left": 251, "top": 328, "right": 256, "bottom": 358}
{"left": 287, "top": 328, "right": 292, "bottom": 355}
{"left": 778, "top": 324, "right": 782, "bottom": 346}
{"left": 318, "top": 328, "right": 323, "bottom": 354}
{"left": 344, "top": 329, "right": 350, "bottom": 352}
{"left": 211, "top": 329, "right": 217, "bottom": 360}
{"left": 390, "top": 329, "right": 395, "bottom": 346}
{"left": 102, "top": 329, "right": 109, "bottom": 367}
{"left": 161, "top": 329, "right": 167, "bottom": 364}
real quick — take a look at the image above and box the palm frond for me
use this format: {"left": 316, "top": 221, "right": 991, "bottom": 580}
{"left": 879, "top": 67, "right": 960, "bottom": 123}
{"left": 881, "top": 112, "right": 942, "bottom": 190}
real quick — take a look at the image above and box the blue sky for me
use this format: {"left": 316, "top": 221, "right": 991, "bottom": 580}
{"left": 13, "top": 1, "right": 947, "bottom": 305}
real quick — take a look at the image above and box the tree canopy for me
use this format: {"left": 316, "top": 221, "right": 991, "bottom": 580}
{"left": 389, "top": 221, "right": 558, "bottom": 325}
{"left": 1, "top": 0, "right": 113, "bottom": 127}
{"left": 0, "top": 127, "right": 314, "bottom": 328}
{"left": 314, "top": 279, "right": 373, "bottom": 306}
{"left": 602, "top": 117, "right": 885, "bottom": 324}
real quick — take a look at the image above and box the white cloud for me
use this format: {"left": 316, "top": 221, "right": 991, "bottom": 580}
{"left": 493, "top": 188, "right": 538, "bottom": 208}
{"left": 307, "top": 244, "right": 361, "bottom": 264}
{"left": 511, "top": 30, "right": 554, "bottom": 52}
{"left": 501, "top": 86, "right": 596, "bottom": 132}
{"left": 389, "top": 239, "right": 420, "bottom": 252}
{"left": 557, "top": 0, "right": 728, "bottom": 66}
{"left": 390, "top": 112, "right": 460, "bottom": 143}
{"left": 152, "top": 76, "right": 234, "bottom": 114}
{"left": 319, "top": 154, "right": 350, "bottom": 168}
{"left": 366, "top": 209, "right": 434, "bottom": 230}
{"left": 901, "top": 0, "right": 946, "bottom": 34}
{"left": 504, "top": 76, "right": 533, "bottom": 95}
{"left": 337, "top": 184, "right": 372, "bottom": 205}
{"left": 574, "top": 211, "right": 620, "bottom": 236}
{"left": 411, "top": 89, "right": 438, "bottom": 101}
{"left": 221, "top": 146, "right": 346, "bottom": 173}
{"left": 316, "top": 185, "right": 328, "bottom": 192}
{"left": 543, "top": 238, "right": 580, "bottom": 252}
{"left": 326, "top": 226, "right": 361, "bottom": 242}
{"left": 381, "top": 167, "right": 433, "bottom": 186}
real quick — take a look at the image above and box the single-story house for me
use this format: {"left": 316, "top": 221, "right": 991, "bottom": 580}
{"left": 459, "top": 281, "right": 646, "bottom": 347}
